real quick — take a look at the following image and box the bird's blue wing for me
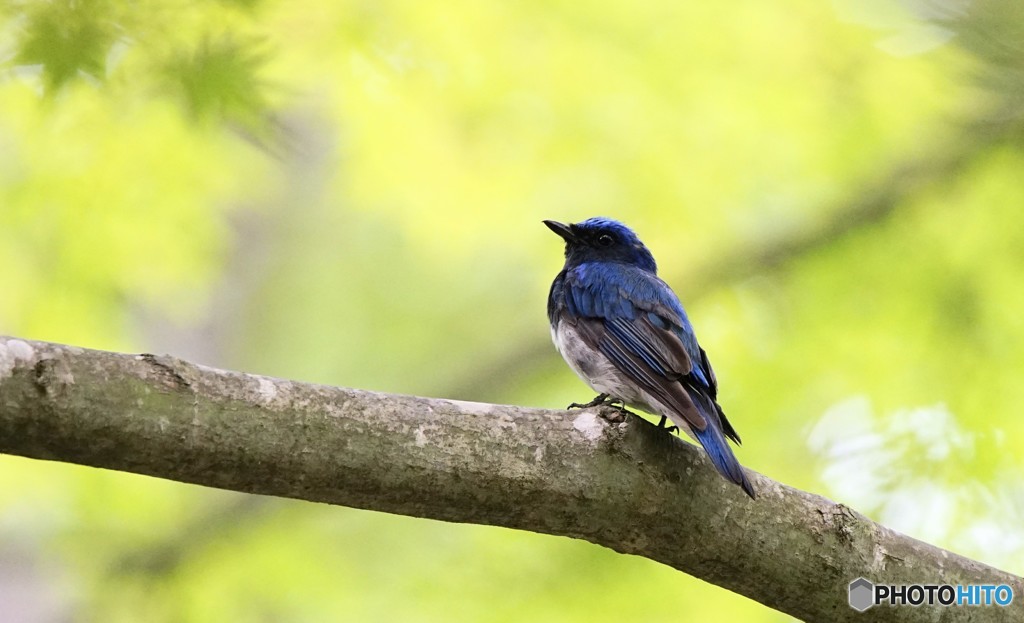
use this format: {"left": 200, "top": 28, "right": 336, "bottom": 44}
{"left": 564, "top": 263, "right": 754, "bottom": 497}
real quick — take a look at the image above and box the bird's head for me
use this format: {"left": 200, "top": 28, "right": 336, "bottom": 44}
{"left": 543, "top": 217, "right": 657, "bottom": 273}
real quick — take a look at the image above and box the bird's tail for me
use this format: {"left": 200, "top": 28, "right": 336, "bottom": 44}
{"left": 688, "top": 394, "right": 756, "bottom": 499}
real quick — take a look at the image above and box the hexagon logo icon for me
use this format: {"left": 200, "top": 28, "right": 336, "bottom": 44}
{"left": 849, "top": 578, "right": 874, "bottom": 612}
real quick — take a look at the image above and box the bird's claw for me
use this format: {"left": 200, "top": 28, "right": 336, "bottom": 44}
{"left": 657, "top": 415, "right": 679, "bottom": 434}
{"left": 567, "top": 393, "right": 633, "bottom": 423}
{"left": 567, "top": 393, "right": 611, "bottom": 409}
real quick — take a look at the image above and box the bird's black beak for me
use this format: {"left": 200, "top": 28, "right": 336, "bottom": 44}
{"left": 543, "top": 220, "right": 577, "bottom": 243}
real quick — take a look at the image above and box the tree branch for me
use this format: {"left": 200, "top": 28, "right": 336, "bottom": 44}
{"left": 0, "top": 336, "right": 1020, "bottom": 622}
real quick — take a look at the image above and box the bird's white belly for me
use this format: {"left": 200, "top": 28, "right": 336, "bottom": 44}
{"left": 551, "top": 320, "right": 646, "bottom": 407}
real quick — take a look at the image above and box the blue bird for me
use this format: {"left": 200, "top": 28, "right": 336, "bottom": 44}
{"left": 544, "top": 217, "right": 756, "bottom": 499}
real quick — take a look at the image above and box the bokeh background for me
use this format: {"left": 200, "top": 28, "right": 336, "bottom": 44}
{"left": 2, "top": 0, "right": 1023, "bottom": 620}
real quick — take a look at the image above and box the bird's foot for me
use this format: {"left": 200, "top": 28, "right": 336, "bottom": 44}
{"left": 656, "top": 415, "right": 679, "bottom": 434}
{"left": 604, "top": 397, "right": 630, "bottom": 412}
{"left": 567, "top": 394, "right": 633, "bottom": 423}
{"left": 568, "top": 393, "right": 611, "bottom": 409}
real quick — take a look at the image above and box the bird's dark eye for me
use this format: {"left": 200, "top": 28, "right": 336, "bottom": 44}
{"left": 597, "top": 234, "right": 614, "bottom": 247}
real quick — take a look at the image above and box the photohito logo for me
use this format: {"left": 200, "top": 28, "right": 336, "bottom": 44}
{"left": 848, "top": 578, "right": 1015, "bottom": 612}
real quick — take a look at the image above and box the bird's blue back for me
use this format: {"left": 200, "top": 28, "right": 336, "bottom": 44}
{"left": 553, "top": 263, "right": 712, "bottom": 381}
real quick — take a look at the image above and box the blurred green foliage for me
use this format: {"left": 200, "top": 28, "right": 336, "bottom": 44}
{"left": 1, "top": 0, "right": 1023, "bottom": 621}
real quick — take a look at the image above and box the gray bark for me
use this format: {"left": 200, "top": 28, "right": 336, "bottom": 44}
{"left": 0, "top": 336, "right": 1020, "bottom": 622}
